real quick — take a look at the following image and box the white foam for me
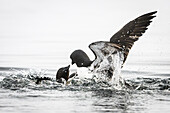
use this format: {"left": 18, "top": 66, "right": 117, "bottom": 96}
{"left": 90, "top": 45, "right": 125, "bottom": 89}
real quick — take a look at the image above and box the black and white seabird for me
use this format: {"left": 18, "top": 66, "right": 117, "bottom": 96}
{"left": 70, "top": 11, "right": 157, "bottom": 78}
{"left": 56, "top": 65, "right": 78, "bottom": 83}
{"left": 56, "top": 65, "right": 70, "bottom": 82}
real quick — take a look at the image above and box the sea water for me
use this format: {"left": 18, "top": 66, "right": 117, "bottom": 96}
{"left": 0, "top": 58, "right": 170, "bottom": 113}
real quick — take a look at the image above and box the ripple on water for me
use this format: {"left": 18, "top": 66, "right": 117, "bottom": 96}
{"left": 0, "top": 70, "right": 170, "bottom": 91}
{"left": 0, "top": 70, "right": 170, "bottom": 113}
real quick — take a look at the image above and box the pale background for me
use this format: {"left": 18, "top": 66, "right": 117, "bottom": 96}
{"left": 0, "top": 0, "right": 170, "bottom": 69}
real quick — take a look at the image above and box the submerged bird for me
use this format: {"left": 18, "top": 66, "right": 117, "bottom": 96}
{"left": 34, "top": 65, "right": 77, "bottom": 84}
{"left": 70, "top": 11, "right": 157, "bottom": 79}
{"left": 35, "top": 76, "right": 52, "bottom": 84}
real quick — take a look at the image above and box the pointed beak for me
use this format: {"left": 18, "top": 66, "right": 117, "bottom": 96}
{"left": 71, "top": 61, "right": 74, "bottom": 65}
{"left": 64, "top": 65, "right": 70, "bottom": 70}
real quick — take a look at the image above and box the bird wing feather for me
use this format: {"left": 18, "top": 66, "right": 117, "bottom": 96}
{"left": 110, "top": 11, "right": 157, "bottom": 64}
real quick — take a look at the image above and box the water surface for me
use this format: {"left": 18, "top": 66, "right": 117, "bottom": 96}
{"left": 0, "top": 60, "right": 169, "bottom": 113}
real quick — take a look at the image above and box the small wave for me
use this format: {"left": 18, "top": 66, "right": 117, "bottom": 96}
{"left": 0, "top": 69, "right": 169, "bottom": 92}
{"left": 125, "top": 77, "right": 170, "bottom": 90}
{"left": 0, "top": 70, "right": 62, "bottom": 91}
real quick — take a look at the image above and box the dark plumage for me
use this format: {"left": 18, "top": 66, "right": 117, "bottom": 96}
{"left": 35, "top": 76, "right": 52, "bottom": 84}
{"left": 34, "top": 65, "right": 76, "bottom": 84}
{"left": 56, "top": 65, "right": 70, "bottom": 82}
{"left": 70, "top": 11, "right": 157, "bottom": 78}
{"left": 110, "top": 11, "right": 157, "bottom": 64}
{"left": 70, "top": 11, "right": 157, "bottom": 67}
{"left": 70, "top": 49, "right": 93, "bottom": 67}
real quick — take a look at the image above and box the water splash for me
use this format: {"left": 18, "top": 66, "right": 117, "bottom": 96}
{"left": 0, "top": 69, "right": 62, "bottom": 91}
{"left": 111, "top": 51, "right": 125, "bottom": 89}
{"left": 89, "top": 50, "right": 125, "bottom": 90}
{"left": 0, "top": 67, "right": 169, "bottom": 92}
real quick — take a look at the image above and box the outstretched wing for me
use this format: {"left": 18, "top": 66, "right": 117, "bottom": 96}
{"left": 110, "top": 11, "right": 157, "bottom": 64}
{"left": 89, "top": 41, "right": 123, "bottom": 71}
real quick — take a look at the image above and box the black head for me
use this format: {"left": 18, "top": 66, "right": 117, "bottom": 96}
{"left": 70, "top": 49, "right": 93, "bottom": 67}
{"left": 56, "top": 65, "right": 70, "bottom": 82}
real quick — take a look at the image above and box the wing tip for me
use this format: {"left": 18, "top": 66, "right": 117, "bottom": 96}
{"left": 146, "top": 11, "right": 157, "bottom": 16}
{"left": 150, "top": 11, "right": 157, "bottom": 14}
{"left": 150, "top": 11, "right": 157, "bottom": 18}
{"left": 140, "top": 11, "right": 157, "bottom": 18}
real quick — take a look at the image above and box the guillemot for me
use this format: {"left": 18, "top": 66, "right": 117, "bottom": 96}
{"left": 56, "top": 65, "right": 70, "bottom": 82}
{"left": 56, "top": 65, "right": 77, "bottom": 83}
{"left": 34, "top": 65, "right": 76, "bottom": 84}
{"left": 70, "top": 11, "right": 157, "bottom": 78}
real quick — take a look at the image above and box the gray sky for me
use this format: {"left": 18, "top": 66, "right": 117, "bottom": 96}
{"left": 0, "top": 0, "right": 170, "bottom": 68}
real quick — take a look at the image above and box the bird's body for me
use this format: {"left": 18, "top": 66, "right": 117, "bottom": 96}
{"left": 70, "top": 11, "right": 157, "bottom": 81}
